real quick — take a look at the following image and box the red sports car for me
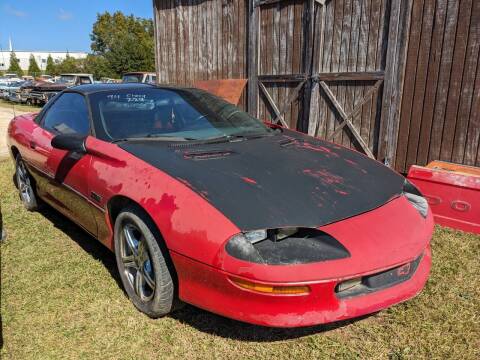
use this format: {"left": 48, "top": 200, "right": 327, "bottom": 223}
{"left": 7, "top": 84, "right": 433, "bottom": 327}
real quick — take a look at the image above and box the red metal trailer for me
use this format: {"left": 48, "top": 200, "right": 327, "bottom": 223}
{"left": 408, "top": 161, "right": 480, "bottom": 235}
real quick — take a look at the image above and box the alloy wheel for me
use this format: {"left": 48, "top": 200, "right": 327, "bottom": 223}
{"left": 120, "top": 223, "right": 156, "bottom": 302}
{"left": 16, "top": 160, "right": 34, "bottom": 205}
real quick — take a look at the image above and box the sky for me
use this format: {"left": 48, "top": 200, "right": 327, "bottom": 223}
{"left": 0, "top": 1, "right": 153, "bottom": 53}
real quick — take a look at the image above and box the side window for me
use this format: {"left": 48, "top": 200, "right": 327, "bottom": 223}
{"left": 79, "top": 76, "right": 92, "bottom": 85}
{"left": 42, "top": 93, "right": 90, "bottom": 136}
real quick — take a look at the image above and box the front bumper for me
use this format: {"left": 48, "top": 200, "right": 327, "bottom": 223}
{"left": 171, "top": 245, "right": 431, "bottom": 328}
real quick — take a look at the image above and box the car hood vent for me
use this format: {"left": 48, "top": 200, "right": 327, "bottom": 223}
{"left": 279, "top": 137, "right": 297, "bottom": 148}
{"left": 181, "top": 149, "right": 236, "bottom": 160}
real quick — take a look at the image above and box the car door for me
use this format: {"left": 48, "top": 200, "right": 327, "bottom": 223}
{"left": 30, "top": 92, "right": 98, "bottom": 236}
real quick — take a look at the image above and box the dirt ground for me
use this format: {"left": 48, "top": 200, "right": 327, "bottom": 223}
{"left": 0, "top": 106, "right": 30, "bottom": 159}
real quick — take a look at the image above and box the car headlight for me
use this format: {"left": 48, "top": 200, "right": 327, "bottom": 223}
{"left": 225, "top": 228, "right": 350, "bottom": 265}
{"left": 403, "top": 179, "right": 428, "bottom": 218}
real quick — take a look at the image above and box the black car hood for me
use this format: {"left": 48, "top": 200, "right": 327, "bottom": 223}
{"left": 119, "top": 131, "right": 405, "bottom": 231}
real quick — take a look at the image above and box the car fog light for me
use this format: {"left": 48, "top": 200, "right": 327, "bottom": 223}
{"left": 336, "top": 277, "right": 362, "bottom": 292}
{"left": 230, "top": 277, "right": 310, "bottom": 295}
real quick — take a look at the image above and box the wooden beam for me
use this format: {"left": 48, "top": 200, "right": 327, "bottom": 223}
{"left": 328, "top": 80, "right": 383, "bottom": 139}
{"left": 315, "top": 71, "right": 385, "bottom": 81}
{"left": 255, "top": 0, "right": 283, "bottom": 7}
{"left": 308, "top": 0, "right": 326, "bottom": 136}
{"left": 300, "top": 0, "right": 316, "bottom": 132}
{"left": 379, "top": 0, "right": 414, "bottom": 167}
{"left": 319, "top": 81, "right": 375, "bottom": 158}
{"left": 274, "top": 80, "right": 307, "bottom": 124}
{"left": 257, "top": 74, "right": 308, "bottom": 83}
{"left": 258, "top": 82, "right": 290, "bottom": 128}
{"left": 247, "top": 0, "right": 259, "bottom": 117}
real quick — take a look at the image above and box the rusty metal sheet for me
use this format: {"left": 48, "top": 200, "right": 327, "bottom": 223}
{"left": 193, "top": 79, "right": 247, "bottom": 105}
{"left": 408, "top": 161, "right": 480, "bottom": 235}
{"left": 425, "top": 160, "right": 480, "bottom": 177}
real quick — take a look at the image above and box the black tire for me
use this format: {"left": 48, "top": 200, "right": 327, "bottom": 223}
{"left": 15, "top": 155, "right": 38, "bottom": 211}
{"left": 114, "top": 206, "right": 175, "bottom": 318}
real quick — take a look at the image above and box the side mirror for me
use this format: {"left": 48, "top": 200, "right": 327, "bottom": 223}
{"left": 51, "top": 134, "right": 87, "bottom": 153}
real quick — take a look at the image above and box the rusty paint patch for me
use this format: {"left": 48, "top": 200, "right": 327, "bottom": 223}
{"left": 242, "top": 177, "right": 258, "bottom": 185}
{"left": 303, "top": 169, "right": 344, "bottom": 185}
{"left": 297, "top": 142, "right": 340, "bottom": 157}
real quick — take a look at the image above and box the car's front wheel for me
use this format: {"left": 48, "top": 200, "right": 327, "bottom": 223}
{"left": 15, "top": 155, "right": 38, "bottom": 211}
{"left": 114, "top": 206, "right": 175, "bottom": 318}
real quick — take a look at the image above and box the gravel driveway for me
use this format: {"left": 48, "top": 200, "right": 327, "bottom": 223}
{"left": 0, "top": 107, "right": 30, "bottom": 159}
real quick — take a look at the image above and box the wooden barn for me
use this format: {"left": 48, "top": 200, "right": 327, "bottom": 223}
{"left": 152, "top": 0, "right": 480, "bottom": 173}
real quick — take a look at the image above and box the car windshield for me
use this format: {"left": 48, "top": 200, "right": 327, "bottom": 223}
{"left": 89, "top": 88, "right": 274, "bottom": 141}
{"left": 122, "top": 74, "right": 143, "bottom": 83}
{"left": 58, "top": 75, "right": 75, "bottom": 84}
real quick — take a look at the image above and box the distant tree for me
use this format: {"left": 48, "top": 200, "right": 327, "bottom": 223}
{"left": 7, "top": 52, "right": 23, "bottom": 76}
{"left": 45, "top": 55, "right": 57, "bottom": 76}
{"left": 84, "top": 54, "right": 116, "bottom": 80}
{"left": 56, "top": 54, "right": 81, "bottom": 74}
{"left": 90, "top": 11, "right": 155, "bottom": 77}
{"left": 28, "top": 55, "right": 41, "bottom": 77}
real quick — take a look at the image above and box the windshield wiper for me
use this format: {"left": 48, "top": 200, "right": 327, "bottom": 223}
{"left": 111, "top": 135, "right": 196, "bottom": 143}
{"left": 197, "top": 132, "right": 275, "bottom": 144}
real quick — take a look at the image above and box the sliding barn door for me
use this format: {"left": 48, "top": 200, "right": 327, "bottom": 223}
{"left": 248, "top": 0, "right": 411, "bottom": 164}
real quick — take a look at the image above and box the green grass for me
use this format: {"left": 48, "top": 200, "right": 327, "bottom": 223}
{"left": 0, "top": 159, "right": 479, "bottom": 359}
{"left": 0, "top": 99, "right": 41, "bottom": 113}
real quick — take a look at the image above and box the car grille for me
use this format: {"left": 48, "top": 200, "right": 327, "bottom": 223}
{"left": 335, "top": 254, "right": 423, "bottom": 299}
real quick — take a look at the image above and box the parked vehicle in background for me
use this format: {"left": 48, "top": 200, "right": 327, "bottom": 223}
{"left": 100, "top": 77, "right": 121, "bottom": 84}
{"left": 0, "top": 81, "right": 24, "bottom": 99}
{"left": 5, "top": 81, "right": 26, "bottom": 102}
{"left": 29, "top": 74, "right": 94, "bottom": 105}
{"left": 3, "top": 73, "right": 21, "bottom": 81}
{"left": 122, "top": 72, "right": 156, "bottom": 84}
{"left": 0, "top": 81, "right": 10, "bottom": 98}
{"left": 38, "top": 75, "right": 54, "bottom": 82}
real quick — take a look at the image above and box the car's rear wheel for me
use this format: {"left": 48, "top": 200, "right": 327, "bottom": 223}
{"left": 15, "top": 155, "right": 38, "bottom": 211}
{"left": 114, "top": 206, "right": 175, "bottom": 318}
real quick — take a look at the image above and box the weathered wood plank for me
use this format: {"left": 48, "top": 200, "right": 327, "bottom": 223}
{"left": 416, "top": 0, "right": 448, "bottom": 166}
{"left": 338, "top": 0, "right": 352, "bottom": 147}
{"left": 358, "top": 0, "right": 371, "bottom": 143}
{"left": 316, "top": 71, "right": 384, "bottom": 81}
{"left": 319, "top": 81, "right": 375, "bottom": 158}
{"left": 328, "top": 80, "right": 383, "bottom": 140}
{"left": 258, "top": 74, "right": 307, "bottom": 82}
{"left": 428, "top": 0, "right": 460, "bottom": 163}
{"left": 440, "top": 0, "right": 473, "bottom": 162}
{"left": 329, "top": 0, "right": 344, "bottom": 143}
{"left": 362, "top": 0, "right": 381, "bottom": 148}
{"left": 405, "top": 0, "right": 436, "bottom": 170}
{"left": 453, "top": 0, "right": 480, "bottom": 164}
{"left": 380, "top": 0, "right": 414, "bottom": 167}
{"left": 258, "top": 81, "right": 289, "bottom": 127}
{"left": 248, "top": 0, "right": 259, "bottom": 117}
{"left": 463, "top": 3, "right": 480, "bottom": 166}
{"left": 308, "top": 1, "right": 326, "bottom": 137}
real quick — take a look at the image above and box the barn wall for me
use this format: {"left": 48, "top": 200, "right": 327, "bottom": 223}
{"left": 310, "top": 0, "right": 391, "bottom": 154}
{"left": 395, "top": 0, "right": 480, "bottom": 172}
{"left": 153, "top": 0, "right": 479, "bottom": 172}
{"left": 153, "top": 0, "right": 247, "bottom": 85}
